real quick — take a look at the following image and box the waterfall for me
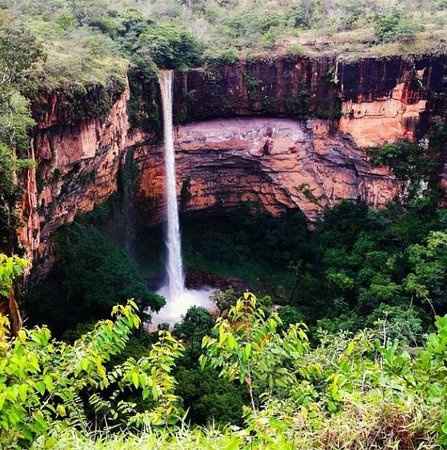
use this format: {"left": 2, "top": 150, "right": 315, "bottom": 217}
{"left": 159, "top": 70, "right": 185, "bottom": 302}
{"left": 150, "top": 70, "right": 214, "bottom": 330}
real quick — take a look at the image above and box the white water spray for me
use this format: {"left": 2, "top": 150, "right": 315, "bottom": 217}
{"left": 151, "top": 70, "right": 214, "bottom": 328}
{"left": 159, "top": 70, "right": 185, "bottom": 301}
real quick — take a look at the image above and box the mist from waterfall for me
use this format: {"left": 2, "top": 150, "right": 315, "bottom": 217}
{"left": 159, "top": 70, "right": 185, "bottom": 301}
{"left": 151, "top": 70, "right": 214, "bottom": 329}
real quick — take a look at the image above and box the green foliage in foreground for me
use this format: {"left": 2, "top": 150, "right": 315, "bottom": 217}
{"left": 3, "top": 283, "right": 447, "bottom": 448}
{"left": 1, "top": 298, "right": 184, "bottom": 448}
{"left": 172, "top": 306, "right": 247, "bottom": 426}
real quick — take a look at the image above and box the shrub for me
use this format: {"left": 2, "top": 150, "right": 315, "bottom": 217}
{"left": 203, "top": 47, "right": 239, "bottom": 65}
{"left": 4, "top": 288, "right": 447, "bottom": 448}
{"left": 0, "top": 300, "right": 185, "bottom": 447}
{"left": 374, "top": 11, "right": 421, "bottom": 43}
{"left": 174, "top": 306, "right": 215, "bottom": 352}
{"left": 285, "top": 42, "right": 305, "bottom": 55}
{"left": 134, "top": 23, "right": 203, "bottom": 69}
{"left": 277, "top": 305, "right": 304, "bottom": 330}
{"left": 0, "top": 253, "right": 28, "bottom": 297}
{"left": 200, "top": 293, "right": 447, "bottom": 447}
{"left": 365, "top": 303, "right": 425, "bottom": 345}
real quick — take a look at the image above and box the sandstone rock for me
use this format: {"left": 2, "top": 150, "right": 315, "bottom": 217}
{"left": 339, "top": 83, "right": 427, "bottom": 147}
{"left": 16, "top": 54, "right": 447, "bottom": 275}
{"left": 135, "top": 118, "right": 398, "bottom": 223}
{"left": 17, "top": 84, "right": 132, "bottom": 266}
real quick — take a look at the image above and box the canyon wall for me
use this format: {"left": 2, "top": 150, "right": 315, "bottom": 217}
{"left": 136, "top": 118, "right": 398, "bottom": 223}
{"left": 139, "top": 54, "right": 442, "bottom": 145}
{"left": 17, "top": 83, "right": 134, "bottom": 270}
{"left": 18, "top": 54, "right": 447, "bottom": 270}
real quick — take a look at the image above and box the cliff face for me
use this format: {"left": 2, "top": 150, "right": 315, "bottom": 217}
{"left": 135, "top": 118, "right": 397, "bottom": 223}
{"left": 17, "top": 54, "right": 447, "bottom": 269}
{"left": 130, "top": 55, "right": 442, "bottom": 144}
{"left": 17, "top": 84, "right": 133, "bottom": 267}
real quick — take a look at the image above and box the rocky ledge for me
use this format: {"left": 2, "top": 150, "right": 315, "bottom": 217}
{"left": 135, "top": 118, "right": 398, "bottom": 223}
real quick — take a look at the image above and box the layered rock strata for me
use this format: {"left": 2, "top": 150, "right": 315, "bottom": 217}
{"left": 136, "top": 118, "right": 398, "bottom": 222}
{"left": 16, "top": 54, "right": 447, "bottom": 270}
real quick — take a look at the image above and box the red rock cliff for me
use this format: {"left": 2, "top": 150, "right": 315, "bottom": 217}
{"left": 135, "top": 118, "right": 398, "bottom": 224}
{"left": 17, "top": 83, "right": 133, "bottom": 269}
{"left": 17, "top": 54, "right": 447, "bottom": 270}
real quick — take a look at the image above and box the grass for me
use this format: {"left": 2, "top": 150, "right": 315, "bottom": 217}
{"left": 31, "top": 400, "right": 441, "bottom": 450}
{"left": 5, "top": 0, "right": 447, "bottom": 94}
{"left": 32, "top": 427, "right": 243, "bottom": 450}
{"left": 28, "top": 24, "right": 128, "bottom": 91}
{"left": 283, "top": 26, "right": 447, "bottom": 60}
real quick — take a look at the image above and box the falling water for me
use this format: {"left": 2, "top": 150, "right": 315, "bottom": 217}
{"left": 159, "top": 69, "right": 185, "bottom": 301}
{"left": 150, "top": 70, "right": 215, "bottom": 329}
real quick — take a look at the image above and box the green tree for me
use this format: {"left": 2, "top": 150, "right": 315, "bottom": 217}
{"left": 26, "top": 223, "right": 164, "bottom": 335}
{"left": 0, "top": 24, "right": 44, "bottom": 90}
{"left": 173, "top": 306, "right": 214, "bottom": 357}
{"left": 374, "top": 10, "right": 420, "bottom": 43}
{"left": 369, "top": 140, "right": 441, "bottom": 202}
{"left": 133, "top": 23, "right": 203, "bottom": 69}
{"left": 0, "top": 23, "right": 43, "bottom": 251}
{"left": 66, "top": 0, "right": 112, "bottom": 26}
{"left": 404, "top": 231, "right": 447, "bottom": 315}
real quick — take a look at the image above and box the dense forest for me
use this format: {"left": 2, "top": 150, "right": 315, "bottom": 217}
{"left": 2, "top": 0, "right": 447, "bottom": 449}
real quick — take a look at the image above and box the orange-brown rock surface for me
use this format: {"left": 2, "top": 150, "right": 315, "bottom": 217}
{"left": 17, "top": 84, "right": 133, "bottom": 266}
{"left": 339, "top": 82, "right": 427, "bottom": 147}
{"left": 15, "top": 54, "right": 447, "bottom": 273}
{"left": 135, "top": 118, "right": 398, "bottom": 223}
